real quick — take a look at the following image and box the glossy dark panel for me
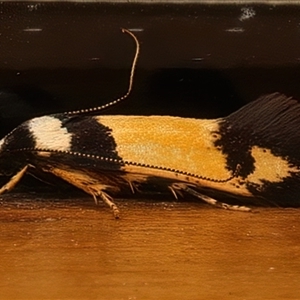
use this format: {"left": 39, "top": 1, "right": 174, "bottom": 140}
{"left": 0, "top": 3, "right": 299, "bottom": 137}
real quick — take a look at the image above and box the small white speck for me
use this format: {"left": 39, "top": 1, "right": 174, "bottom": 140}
{"left": 192, "top": 57, "right": 204, "bottom": 61}
{"left": 23, "top": 28, "right": 42, "bottom": 32}
{"left": 239, "top": 7, "right": 256, "bottom": 21}
{"left": 27, "top": 4, "right": 39, "bottom": 11}
{"left": 226, "top": 27, "right": 245, "bottom": 33}
{"left": 127, "top": 28, "right": 144, "bottom": 32}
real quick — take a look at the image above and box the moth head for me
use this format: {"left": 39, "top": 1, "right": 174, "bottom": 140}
{"left": 0, "top": 135, "right": 22, "bottom": 176}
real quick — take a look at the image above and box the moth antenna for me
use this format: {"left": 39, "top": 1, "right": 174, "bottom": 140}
{"left": 65, "top": 28, "right": 140, "bottom": 116}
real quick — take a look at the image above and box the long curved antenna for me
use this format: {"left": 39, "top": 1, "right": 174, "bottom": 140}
{"left": 64, "top": 28, "right": 140, "bottom": 116}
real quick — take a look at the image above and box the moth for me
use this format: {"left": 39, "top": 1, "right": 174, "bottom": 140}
{"left": 0, "top": 29, "right": 299, "bottom": 218}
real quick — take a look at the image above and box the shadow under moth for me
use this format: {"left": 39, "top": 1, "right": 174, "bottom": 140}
{"left": 0, "top": 29, "right": 299, "bottom": 218}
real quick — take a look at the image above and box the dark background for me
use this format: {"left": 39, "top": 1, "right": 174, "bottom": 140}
{"left": 0, "top": 2, "right": 300, "bottom": 191}
{"left": 0, "top": 2, "right": 300, "bottom": 137}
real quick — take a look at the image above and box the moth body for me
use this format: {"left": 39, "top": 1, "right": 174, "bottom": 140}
{"left": 0, "top": 92, "right": 300, "bottom": 216}
{"left": 0, "top": 30, "right": 299, "bottom": 217}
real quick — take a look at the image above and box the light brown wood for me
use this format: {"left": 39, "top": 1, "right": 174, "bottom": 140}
{"left": 0, "top": 194, "right": 299, "bottom": 299}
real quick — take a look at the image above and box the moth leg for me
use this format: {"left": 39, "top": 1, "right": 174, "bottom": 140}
{"left": 0, "top": 165, "right": 29, "bottom": 194}
{"left": 127, "top": 180, "right": 136, "bottom": 194}
{"left": 171, "top": 183, "right": 251, "bottom": 212}
{"left": 92, "top": 191, "right": 120, "bottom": 219}
{"left": 168, "top": 185, "right": 183, "bottom": 200}
{"left": 45, "top": 166, "right": 120, "bottom": 218}
{"left": 168, "top": 186, "right": 178, "bottom": 200}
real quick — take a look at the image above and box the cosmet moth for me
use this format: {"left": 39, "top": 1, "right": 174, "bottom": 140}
{"left": 0, "top": 29, "right": 299, "bottom": 218}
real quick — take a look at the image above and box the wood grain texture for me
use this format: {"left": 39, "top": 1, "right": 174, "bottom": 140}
{"left": 0, "top": 194, "right": 299, "bottom": 299}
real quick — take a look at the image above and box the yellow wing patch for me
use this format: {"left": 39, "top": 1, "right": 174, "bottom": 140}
{"left": 97, "top": 115, "right": 231, "bottom": 180}
{"left": 95, "top": 116, "right": 299, "bottom": 199}
{"left": 247, "top": 146, "right": 298, "bottom": 185}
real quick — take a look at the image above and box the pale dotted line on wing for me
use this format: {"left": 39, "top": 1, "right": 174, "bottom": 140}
{"left": 9, "top": 147, "right": 239, "bottom": 184}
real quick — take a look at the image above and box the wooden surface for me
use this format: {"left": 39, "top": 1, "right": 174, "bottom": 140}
{"left": 0, "top": 194, "right": 300, "bottom": 300}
